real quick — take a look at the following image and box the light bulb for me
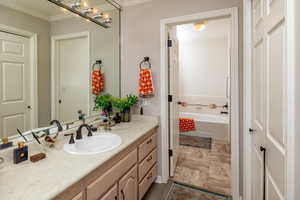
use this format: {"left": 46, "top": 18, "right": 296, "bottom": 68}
{"left": 81, "top": 1, "right": 88, "bottom": 8}
{"left": 92, "top": 8, "right": 98, "bottom": 14}
{"left": 102, "top": 13, "right": 109, "bottom": 19}
{"left": 193, "top": 22, "right": 207, "bottom": 31}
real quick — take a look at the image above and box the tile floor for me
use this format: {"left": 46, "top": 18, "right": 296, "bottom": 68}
{"left": 172, "top": 139, "right": 231, "bottom": 196}
{"left": 167, "top": 183, "right": 229, "bottom": 200}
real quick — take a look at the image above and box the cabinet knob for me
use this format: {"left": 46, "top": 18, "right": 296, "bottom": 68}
{"left": 147, "top": 172, "right": 153, "bottom": 180}
{"left": 146, "top": 138, "right": 152, "bottom": 144}
{"left": 147, "top": 155, "right": 153, "bottom": 162}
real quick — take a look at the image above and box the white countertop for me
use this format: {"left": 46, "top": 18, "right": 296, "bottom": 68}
{"left": 0, "top": 115, "right": 159, "bottom": 200}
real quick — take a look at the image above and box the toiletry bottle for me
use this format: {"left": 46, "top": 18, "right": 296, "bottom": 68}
{"left": 13, "top": 142, "right": 28, "bottom": 164}
{"left": 0, "top": 137, "right": 13, "bottom": 150}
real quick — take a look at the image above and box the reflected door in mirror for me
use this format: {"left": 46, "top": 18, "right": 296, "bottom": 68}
{"left": 0, "top": 32, "right": 32, "bottom": 137}
{"left": 54, "top": 34, "right": 90, "bottom": 123}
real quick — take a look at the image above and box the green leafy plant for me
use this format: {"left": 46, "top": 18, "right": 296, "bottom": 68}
{"left": 112, "top": 94, "right": 139, "bottom": 112}
{"left": 94, "top": 93, "right": 113, "bottom": 111}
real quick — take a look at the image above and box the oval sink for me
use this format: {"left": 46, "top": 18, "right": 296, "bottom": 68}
{"left": 64, "top": 133, "right": 122, "bottom": 155}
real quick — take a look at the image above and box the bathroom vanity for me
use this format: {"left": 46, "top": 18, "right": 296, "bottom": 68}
{"left": 55, "top": 122, "right": 157, "bottom": 200}
{"left": 0, "top": 116, "right": 159, "bottom": 200}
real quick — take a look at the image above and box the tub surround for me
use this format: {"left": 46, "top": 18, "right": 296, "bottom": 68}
{"left": 0, "top": 115, "right": 158, "bottom": 200}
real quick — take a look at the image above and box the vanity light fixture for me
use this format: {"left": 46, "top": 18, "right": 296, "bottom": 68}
{"left": 48, "top": 0, "right": 113, "bottom": 28}
{"left": 82, "top": 8, "right": 93, "bottom": 15}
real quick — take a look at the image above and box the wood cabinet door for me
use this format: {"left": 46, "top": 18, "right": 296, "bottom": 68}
{"left": 100, "top": 184, "right": 118, "bottom": 200}
{"left": 119, "top": 165, "right": 138, "bottom": 200}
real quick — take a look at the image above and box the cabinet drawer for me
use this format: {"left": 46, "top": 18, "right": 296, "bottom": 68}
{"left": 138, "top": 149, "right": 157, "bottom": 181}
{"left": 72, "top": 192, "right": 83, "bottom": 200}
{"left": 138, "top": 134, "right": 156, "bottom": 162}
{"left": 138, "top": 164, "right": 157, "bottom": 200}
{"left": 87, "top": 149, "right": 137, "bottom": 200}
{"left": 100, "top": 184, "right": 118, "bottom": 200}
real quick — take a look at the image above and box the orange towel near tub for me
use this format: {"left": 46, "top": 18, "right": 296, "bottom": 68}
{"left": 179, "top": 118, "right": 196, "bottom": 132}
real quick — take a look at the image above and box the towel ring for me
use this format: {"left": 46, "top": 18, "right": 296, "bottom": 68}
{"left": 139, "top": 57, "right": 151, "bottom": 69}
{"left": 92, "top": 60, "right": 102, "bottom": 71}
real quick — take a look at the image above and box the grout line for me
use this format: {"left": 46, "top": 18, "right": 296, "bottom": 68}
{"left": 172, "top": 181, "right": 231, "bottom": 199}
{"left": 164, "top": 181, "right": 175, "bottom": 200}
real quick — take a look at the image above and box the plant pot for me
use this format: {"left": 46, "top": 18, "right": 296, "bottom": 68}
{"left": 121, "top": 107, "right": 131, "bottom": 122}
{"left": 102, "top": 104, "right": 113, "bottom": 117}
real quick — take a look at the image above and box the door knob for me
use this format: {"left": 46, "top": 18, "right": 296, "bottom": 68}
{"left": 27, "top": 106, "right": 32, "bottom": 110}
{"left": 249, "top": 128, "right": 256, "bottom": 134}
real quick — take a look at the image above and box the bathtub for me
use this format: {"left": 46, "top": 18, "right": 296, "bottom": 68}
{"left": 179, "top": 111, "right": 230, "bottom": 141}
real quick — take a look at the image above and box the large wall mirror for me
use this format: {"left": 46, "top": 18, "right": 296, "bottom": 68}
{"left": 0, "top": 0, "right": 121, "bottom": 138}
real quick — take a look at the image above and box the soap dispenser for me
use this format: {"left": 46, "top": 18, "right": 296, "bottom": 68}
{"left": 13, "top": 142, "right": 28, "bottom": 164}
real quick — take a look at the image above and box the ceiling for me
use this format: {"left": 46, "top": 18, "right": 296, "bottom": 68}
{"left": 176, "top": 18, "right": 230, "bottom": 42}
{"left": 0, "top": 0, "right": 116, "bottom": 21}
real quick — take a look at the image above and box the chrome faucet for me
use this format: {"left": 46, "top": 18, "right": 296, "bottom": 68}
{"left": 76, "top": 124, "right": 92, "bottom": 140}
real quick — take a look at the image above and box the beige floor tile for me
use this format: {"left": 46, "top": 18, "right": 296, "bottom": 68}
{"left": 172, "top": 139, "right": 231, "bottom": 196}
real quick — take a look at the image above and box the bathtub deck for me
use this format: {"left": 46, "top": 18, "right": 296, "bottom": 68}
{"left": 172, "top": 139, "right": 231, "bottom": 197}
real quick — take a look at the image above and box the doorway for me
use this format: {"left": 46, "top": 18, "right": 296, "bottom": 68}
{"left": 0, "top": 25, "right": 38, "bottom": 138}
{"left": 51, "top": 32, "right": 90, "bottom": 122}
{"left": 169, "top": 17, "right": 231, "bottom": 197}
{"left": 160, "top": 8, "right": 239, "bottom": 200}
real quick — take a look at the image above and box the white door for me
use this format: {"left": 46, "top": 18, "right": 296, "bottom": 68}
{"left": 0, "top": 31, "right": 31, "bottom": 137}
{"left": 251, "top": 0, "right": 287, "bottom": 199}
{"left": 168, "top": 26, "right": 180, "bottom": 177}
{"left": 55, "top": 35, "right": 89, "bottom": 122}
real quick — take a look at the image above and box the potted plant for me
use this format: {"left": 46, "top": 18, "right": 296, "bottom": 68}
{"left": 112, "top": 94, "right": 138, "bottom": 122}
{"left": 94, "top": 93, "right": 113, "bottom": 117}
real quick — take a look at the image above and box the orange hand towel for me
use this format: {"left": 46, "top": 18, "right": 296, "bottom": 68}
{"left": 139, "top": 69, "right": 154, "bottom": 97}
{"left": 92, "top": 70, "right": 104, "bottom": 95}
{"left": 179, "top": 118, "right": 196, "bottom": 132}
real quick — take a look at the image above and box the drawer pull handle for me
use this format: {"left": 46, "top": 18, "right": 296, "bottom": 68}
{"left": 121, "top": 189, "right": 125, "bottom": 200}
{"left": 147, "top": 172, "right": 153, "bottom": 180}
{"left": 146, "top": 138, "right": 152, "bottom": 144}
{"left": 115, "top": 196, "right": 118, "bottom": 200}
{"left": 147, "top": 155, "right": 153, "bottom": 162}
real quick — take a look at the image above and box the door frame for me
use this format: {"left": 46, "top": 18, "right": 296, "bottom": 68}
{"left": 0, "top": 24, "right": 38, "bottom": 130}
{"left": 243, "top": 0, "right": 296, "bottom": 199}
{"left": 51, "top": 31, "right": 90, "bottom": 120}
{"left": 160, "top": 7, "right": 240, "bottom": 199}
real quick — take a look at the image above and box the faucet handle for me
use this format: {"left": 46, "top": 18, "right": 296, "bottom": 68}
{"left": 90, "top": 125, "right": 98, "bottom": 132}
{"left": 64, "top": 133, "right": 75, "bottom": 144}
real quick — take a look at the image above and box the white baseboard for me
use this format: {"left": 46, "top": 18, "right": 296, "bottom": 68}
{"left": 155, "top": 176, "right": 163, "bottom": 183}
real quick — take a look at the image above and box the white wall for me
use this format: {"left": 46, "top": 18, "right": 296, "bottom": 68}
{"left": 178, "top": 37, "right": 229, "bottom": 106}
